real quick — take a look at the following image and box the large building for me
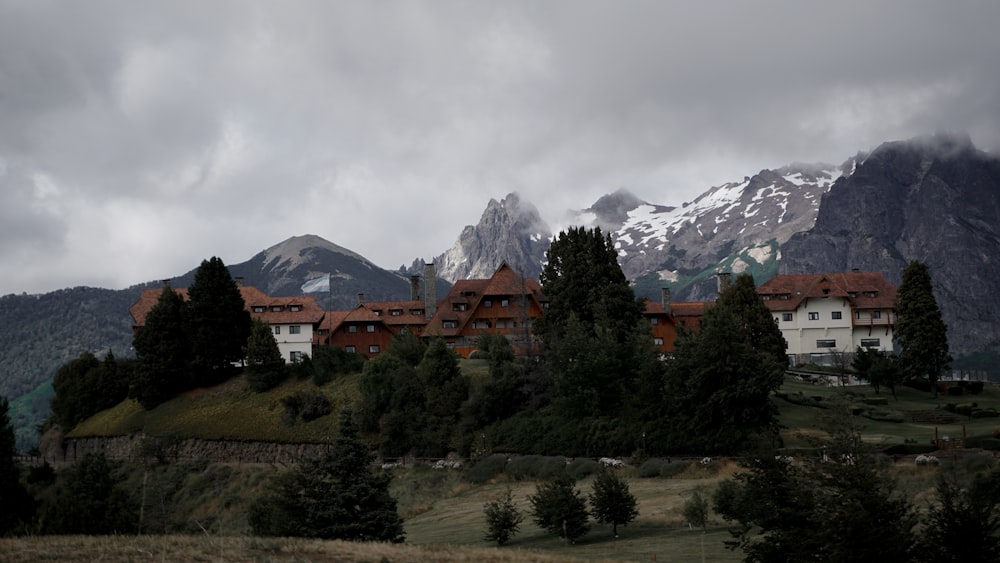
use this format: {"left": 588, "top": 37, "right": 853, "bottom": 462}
{"left": 756, "top": 271, "right": 897, "bottom": 366}
{"left": 130, "top": 282, "right": 326, "bottom": 364}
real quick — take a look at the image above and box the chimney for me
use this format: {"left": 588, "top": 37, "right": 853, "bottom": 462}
{"left": 424, "top": 261, "right": 437, "bottom": 319}
{"left": 661, "top": 287, "right": 672, "bottom": 315}
{"left": 161, "top": 279, "right": 171, "bottom": 288}
{"left": 357, "top": 293, "right": 365, "bottom": 305}
{"left": 410, "top": 275, "right": 421, "bottom": 301}
{"left": 234, "top": 276, "right": 244, "bottom": 287}
{"left": 716, "top": 272, "right": 732, "bottom": 296}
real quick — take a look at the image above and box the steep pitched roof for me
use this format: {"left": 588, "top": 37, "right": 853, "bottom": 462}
{"left": 130, "top": 285, "right": 325, "bottom": 327}
{"left": 757, "top": 272, "right": 897, "bottom": 312}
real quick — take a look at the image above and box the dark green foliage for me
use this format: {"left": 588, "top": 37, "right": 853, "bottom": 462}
{"left": 918, "top": 468, "right": 1000, "bottom": 562}
{"left": 464, "top": 334, "right": 528, "bottom": 427}
{"left": 853, "top": 346, "right": 904, "bottom": 397}
{"left": 187, "top": 257, "right": 252, "bottom": 387}
{"left": 245, "top": 318, "right": 286, "bottom": 392}
{"left": 666, "top": 273, "right": 785, "bottom": 453}
{"left": 682, "top": 489, "right": 709, "bottom": 531}
{"left": 528, "top": 474, "right": 590, "bottom": 543}
{"left": 280, "top": 389, "right": 332, "bottom": 425}
{"left": 307, "top": 346, "right": 365, "bottom": 385}
{"left": 565, "top": 458, "right": 599, "bottom": 480}
{"left": 638, "top": 458, "right": 690, "bottom": 478}
{"left": 132, "top": 284, "right": 192, "bottom": 409}
{"left": 483, "top": 487, "right": 523, "bottom": 546}
{"left": 0, "top": 397, "right": 33, "bottom": 535}
{"left": 387, "top": 329, "right": 427, "bottom": 367}
{"left": 50, "top": 351, "right": 129, "bottom": 429}
{"left": 895, "top": 260, "right": 951, "bottom": 392}
{"left": 535, "top": 226, "right": 651, "bottom": 418}
{"left": 589, "top": 467, "right": 638, "bottom": 536}
{"left": 249, "top": 410, "right": 405, "bottom": 542}
{"left": 37, "top": 453, "right": 136, "bottom": 535}
{"left": 463, "top": 454, "right": 508, "bottom": 484}
{"left": 505, "top": 455, "right": 568, "bottom": 481}
{"left": 417, "top": 338, "right": 468, "bottom": 456}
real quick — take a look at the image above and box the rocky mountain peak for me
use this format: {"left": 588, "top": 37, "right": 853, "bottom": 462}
{"left": 430, "top": 192, "right": 552, "bottom": 283}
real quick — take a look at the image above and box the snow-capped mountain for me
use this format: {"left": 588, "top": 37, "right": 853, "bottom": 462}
{"left": 600, "top": 161, "right": 856, "bottom": 300}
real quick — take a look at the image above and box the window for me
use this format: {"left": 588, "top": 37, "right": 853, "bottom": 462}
{"left": 501, "top": 298, "right": 509, "bottom": 307}
{"left": 762, "top": 295, "right": 771, "bottom": 301}
{"left": 271, "top": 305, "right": 283, "bottom": 312}
{"left": 831, "top": 311, "right": 842, "bottom": 320}
{"left": 782, "top": 313, "right": 793, "bottom": 322}
{"left": 390, "top": 309, "right": 402, "bottom": 316}
{"left": 472, "top": 319, "right": 491, "bottom": 329}
{"left": 348, "top": 325, "right": 358, "bottom": 333}
{"left": 290, "top": 351, "right": 303, "bottom": 363}
{"left": 779, "top": 294, "right": 790, "bottom": 300}
{"left": 860, "top": 338, "right": 881, "bottom": 348}
{"left": 816, "top": 339, "right": 837, "bottom": 348}
{"left": 345, "top": 345, "right": 356, "bottom": 353}
{"left": 289, "top": 305, "right": 301, "bottom": 312}
{"left": 865, "top": 291, "right": 878, "bottom": 298}
{"left": 855, "top": 311, "right": 862, "bottom": 319}
{"left": 453, "top": 303, "right": 468, "bottom": 311}
{"left": 273, "top": 326, "right": 281, "bottom": 335}
{"left": 848, "top": 292, "right": 858, "bottom": 298}
{"left": 442, "top": 320, "right": 457, "bottom": 329}
{"left": 483, "top": 299, "right": 492, "bottom": 308}
{"left": 366, "top": 324, "right": 376, "bottom": 333}
{"left": 650, "top": 317, "right": 659, "bottom": 326}
{"left": 252, "top": 306, "right": 265, "bottom": 313}
{"left": 369, "top": 345, "right": 380, "bottom": 354}
{"left": 289, "top": 325, "right": 301, "bottom": 335}
{"left": 872, "top": 311, "right": 882, "bottom": 319}
{"left": 653, "top": 337, "right": 664, "bottom": 346}
{"left": 808, "top": 312, "right": 819, "bottom": 320}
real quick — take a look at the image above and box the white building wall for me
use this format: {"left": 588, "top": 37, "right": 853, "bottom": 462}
{"left": 272, "top": 323, "right": 314, "bottom": 363}
{"left": 774, "top": 297, "right": 854, "bottom": 357}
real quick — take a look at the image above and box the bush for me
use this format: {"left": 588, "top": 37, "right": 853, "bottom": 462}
{"left": 463, "top": 454, "right": 508, "bottom": 484}
{"left": 280, "top": 390, "right": 332, "bottom": 426}
{"left": 566, "top": 458, "right": 599, "bottom": 480}
{"left": 862, "top": 396, "right": 889, "bottom": 406}
{"left": 882, "top": 443, "right": 938, "bottom": 456}
{"left": 506, "top": 455, "right": 567, "bottom": 481}
{"left": 638, "top": 458, "right": 667, "bottom": 478}
{"left": 962, "top": 436, "right": 1000, "bottom": 451}
{"left": 969, "top": 381, "right": 985, "bottom": 395}
{"left": 971, "top": 409, "right": 999, "bottom": 419}
{"left": 947, "top": 386, "right": 965, "bottom": 396}
{"left": 863, "top": 410, "right": 905, "bottom": 423}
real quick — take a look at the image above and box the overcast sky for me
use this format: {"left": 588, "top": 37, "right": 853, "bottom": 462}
{"left": 2, "top": 1, "right": 998, "bottom": 295}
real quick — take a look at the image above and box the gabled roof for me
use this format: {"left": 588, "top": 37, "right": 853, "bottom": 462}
{"left": 757, "top": 272, "right": 897, "bottom": 312}
{"left": 130, "top": 285, "right": 325, "bottom": 327}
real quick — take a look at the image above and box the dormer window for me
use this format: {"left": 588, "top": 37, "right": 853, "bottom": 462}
{"left": 865, "top": 291, "right": 878, "bottom": 298}
{"left": 271, "top": 305, "right": 283, "bottom": 312}
{"left": 779, "top": 294, "right": 790, "bottom": 300}
{"left": 453, "top": 302, "right": 468, "bottom": 312}
{"left": 484, "top": 299, "right": 493, "bottom": 308}
{"left": 410, "top": 308, "right": 423, "bottom": 316}
{"left": 372, "top": 309, "right": 382, "bottom": 316}
{"left": 848, "top": 292, "right": 858, "bottom": 298}
{"left": 252, "top": 306, "right": 265, "bottom": 313}
{"left": 761, "top": 295, "right": 771, "bottom": 301}
{"left": 289, "top": 305, "right": 301, "bottom": 312}
{"left": 390, "top": 309, "right": 402, "bottom": 316}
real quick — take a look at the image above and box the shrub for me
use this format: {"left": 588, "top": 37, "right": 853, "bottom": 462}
{"left": 862, "top": 396, "right": 889, "bottom": 406}
{"left": 638, "top": 458, "right": 667, "bottom": 478}
{"left": 506, "top": 455, "right": 567, "bottom": 481}
{"left": 463, "top": 454, "right": 507, "bottom": 484}
{"left": 947, "top": 386, "right": 965, "bottom": 396}
{"left": 958, "top": 454, "right": 996, "bottom": 473}
{"left": 883, "top": 443, "right": 938, "bottom": 456}
{"left": 483, "top": 488, "right": 523, "bottom": 546}
{"left": 863, "top": 410, "right": 905, "bottom": 423}
{"left": 566, "top": 458, "right": 599, "bottom": 480}
{"left": 969, "top": 381, "right": 985, "bottom": 395}
{"left": 280, "top": 390, "right": 332, "bottom": 426}
{"left": 962, "top": 436, "right": 1000, "bottom": 451}
{"left": 971, "top": 409, "right": 999, "bottom": 419}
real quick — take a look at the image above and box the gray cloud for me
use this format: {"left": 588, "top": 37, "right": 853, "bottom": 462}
{"left": 1, "top": 0, "right": 998, "bottom": 294}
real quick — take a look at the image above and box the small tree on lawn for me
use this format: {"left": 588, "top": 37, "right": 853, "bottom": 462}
{"left": 589, "top": 466, "right": 639, "bottom": 537}
{"left": 683, "top": 489, "right": 709, "bottom": 531}
{"left": 483, "top": 487, "right": 523, "bottom": 546}
{"left": 529, "top": 474, "right": 590, "bottom": 543}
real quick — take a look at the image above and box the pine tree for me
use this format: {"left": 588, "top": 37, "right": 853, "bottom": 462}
{"left": 0, "top": 396, "right": 33, "bottom": 535}
{"left": 245, "top": 318, "right": 286, "bottom": 392}
{"left": 249, "top": 409, "right": 405, "bottom": 542}
{"left": 483, "top": 487, "right": 523, "bottom": 546}
{"left": 895, "top": 260, "right": 951, "bottom": 392}
{"left": 187, "top": 257, "right": 251, "bottom": 387}
{"left": 534, "top": 227, "right": 647, "bottom": 416}
{"left": 919, "top": 469, "right": 1000, "bottom": 562}
{"left": 132, "top": 284, "right": 191, "bottom": 409}
{"left": 589, "top": 466, "right": 638, "bottom": 537}
{"left": 528, "top": 474, "right": 590, "bottom": 543}
{"left": 417, "top": 338, "right": 468, "bottom": 456}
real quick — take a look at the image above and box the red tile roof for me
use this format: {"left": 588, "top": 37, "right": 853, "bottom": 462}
{"left": 756, "top": 272, "right": 897, "bottom": 312}
{"left": 130, "top": 285, "right": 326, "bottom": 327}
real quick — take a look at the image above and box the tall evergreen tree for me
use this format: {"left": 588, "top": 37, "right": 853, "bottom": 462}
{"left": 666, "top": 274, "right": 786, "bottom": 453}
{"left": 38, "top": 453, "right": 136, "bottom": 535}
{"left": 417, "top": 338, "right": 469, "bottom": 456}
{"left": 534, "top": 227, "right": 647, "bottom": 416}
{"left": 895, "top": 260, "right": 951, "bottom": 392}
{"left": 50, "top": 351, "right": 101, "bottom": 428}
{"left": 187, "top": 257, "right": 251, "bottom": 387}
{"left": 249, "top": 409, "right": 405, "bottom": 542}
{"left": 918, "top": 468, "right": 1000, "bottom": 562}
{"left": 0, "top": 397, "right": 33, "bottom": 535}
{"left": 245, "top": 318, "right": 287, "bottom": 392}
{"left": 132, "top": 284, "right": 191, "bottom": 409}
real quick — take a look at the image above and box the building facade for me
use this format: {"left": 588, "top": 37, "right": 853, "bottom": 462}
{"left": 756, "top": 271, "right": 897, "bottom": 366}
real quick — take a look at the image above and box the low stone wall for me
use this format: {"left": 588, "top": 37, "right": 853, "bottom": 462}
{"left": 53, "top": 435, "right": 335, "bottom": 465}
